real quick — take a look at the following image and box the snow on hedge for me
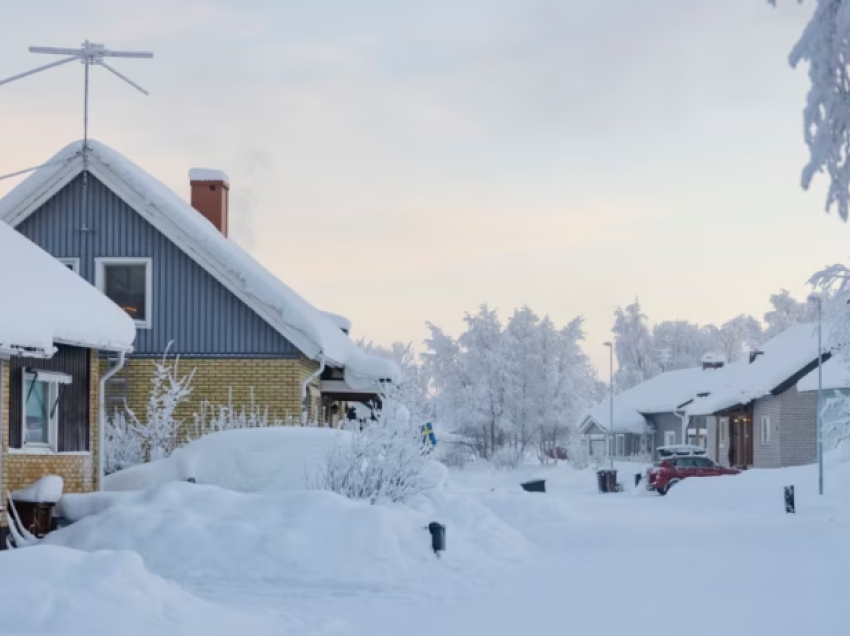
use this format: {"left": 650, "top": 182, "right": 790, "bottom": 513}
{"left": 0, "top": 140, "right": 398, "bottom": 386}
{"left": 0, "top": 219, "right": 135, "bottom": 354}
{"left": 0, "top": 545, "right": 278, "bottom": 636}
{"left": 104, "top": 427, "right": 353, "bottom": 493}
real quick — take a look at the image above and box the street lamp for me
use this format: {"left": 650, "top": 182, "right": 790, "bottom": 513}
{"left": 604, "top": 342, "right": 614, "bottom": 469}
{"left": 808, "top": 295, "right": 824, "bottom": 496}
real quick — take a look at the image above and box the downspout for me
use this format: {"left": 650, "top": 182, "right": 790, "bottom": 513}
{"left": 674, "top": 408, "right": 689, "bottom": 446}
{"left": 98, "top": 351, "right": 126, "bottom": 491}
{"left": 301, "top": 355, "right": 325, "bottom": 425}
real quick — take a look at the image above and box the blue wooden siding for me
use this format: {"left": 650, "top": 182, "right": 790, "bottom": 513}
{"left": 16, "top": 173, "right": 299, "bottom": 358}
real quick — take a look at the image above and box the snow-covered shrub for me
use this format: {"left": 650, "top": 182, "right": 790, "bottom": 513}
{"left": 124, "top": 345, "right": 195, "bottom": 461}
{"left": 187, "top": 388, "right": 283, "bottom": 442}
{"left": 104, "top": 412, "right": 143, "bottom": 474}
{"left": 437, "top": 444, "right": 471, "bottom": 470}
{"left": 311, "top": 389, "right": 433, "bottom": 503}
{"left": 490, "top": 447, "right": 523, "bottom": 470}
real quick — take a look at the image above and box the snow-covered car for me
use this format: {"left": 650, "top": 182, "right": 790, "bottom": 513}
{"left": 645, "top": 455, "right": 740, "bottom": 495}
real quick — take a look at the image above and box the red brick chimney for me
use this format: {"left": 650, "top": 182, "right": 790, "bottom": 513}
{"left": 189, "top": 168, "right": 230, "bottom": 236}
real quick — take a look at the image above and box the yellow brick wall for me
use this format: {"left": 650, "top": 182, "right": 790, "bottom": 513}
{"left": 1, "top": 351, "right": 101, "bottom": 527}
{"left": 101, "top": 355, "right": 322, "bottom": 443}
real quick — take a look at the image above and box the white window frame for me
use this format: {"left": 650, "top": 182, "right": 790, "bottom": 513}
{"left": 615, "top": 434, "right": 625, "bottom": 457}
{"left": 664, "top": 430, "right": 676, "bottom": 447}
{"left": 20, "top": 369, "right": 69, "bottom": 452}
{"left": 95, "top": 257, "right": 153, "bottom": 329}
{"left": 760, "top": 415, "right": 771, "bottom": 445}
{"left": 57, "top": 257, "right": 80, "bottom": 274}
{"left": 719, "top": 416, "right": 729, "bottom": 447}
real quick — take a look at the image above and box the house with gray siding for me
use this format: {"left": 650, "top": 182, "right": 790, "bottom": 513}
{"left": 580, "top": 324, "right": 832, "bottom": 468}
{"left": 0, "top": 140, "right": 398, "bottom": 435}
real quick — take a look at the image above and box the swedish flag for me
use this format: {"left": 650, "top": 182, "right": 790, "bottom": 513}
{"left": 421, "top": 422, "right": 437, "bottom": 447}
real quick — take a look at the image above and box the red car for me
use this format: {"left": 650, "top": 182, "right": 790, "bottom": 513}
{"left": 645, "top": 455, "right": 740, "bottom": 495}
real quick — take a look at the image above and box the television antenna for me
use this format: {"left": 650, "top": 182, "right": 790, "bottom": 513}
{"left": 0, "top": 40, "right": 153, "bottom": 182}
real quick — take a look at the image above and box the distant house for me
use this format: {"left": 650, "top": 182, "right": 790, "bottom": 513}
{"left": 0, "top": 140, "right": 399, "bottom": 434}
{"left": 0, "top": 219, "right": 135, "bottom": 544}
{"left": 579, "top": 323, "right": 830, "bottom": 469}
{"left": 576, "top": 359, "right": 726, "bottom": 459}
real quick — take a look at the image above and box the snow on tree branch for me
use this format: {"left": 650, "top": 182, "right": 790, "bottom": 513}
{"left": 772, "top": 0, "right": 850, "bottom": 218}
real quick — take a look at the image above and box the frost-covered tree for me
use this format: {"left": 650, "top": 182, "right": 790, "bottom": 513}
{"left": 424, "top": 305, "right": 599, "bottom": 463}
{"left": 770, "top": 0, "right": 850, "bottom": 218}
{"left": 764, "top": 289, "right": 819, "bottom": 338}
{"left": 357, "top": 339, "right": 431, "bottom": 420}
{"left": 717, "top": 314, "right": 765, "bottom": 361}
{"left": 612, "top": 298, "right": 661, "bottom": 392}
{"left": 652, "top": 320, "right": 717, "bottom": 371}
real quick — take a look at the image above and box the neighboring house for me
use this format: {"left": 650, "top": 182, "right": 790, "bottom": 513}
{"left": 577, "top": 357, "right": 726, "bottom": 459}
{"left": 687, "top": 323, "right": 826, "bottom": 469}
{"left": 0, "top": 140, "right": 399, "bottom": 433}
{"left": 0, "top": 218, "right": 135, "bottom": 545}
{"left": 580, "top": 323, "right": 829, "bottom": 468}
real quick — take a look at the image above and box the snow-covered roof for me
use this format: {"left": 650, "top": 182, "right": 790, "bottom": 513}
{"left": 797, "top": 356, "right": 850, "bottom": 392}
{"left": 579, "top": 366, "right": 725, "bottom": 433}
{"left": 580, "top": 323, "right": 825, "bottom": 431}
{"left": 188, "top": 168, "right": 229, "bottom": 185}
{"left": 0, "top": 219, "right": 135, "bottom": 355}
{"left": 321, "top": 311, "right": 352, "bottom": 333}
{"left": 685, "top": 323, "right": 821, "bottom": 416}
{"left": 0, "top": 141, "right": 398, "bottom": 387}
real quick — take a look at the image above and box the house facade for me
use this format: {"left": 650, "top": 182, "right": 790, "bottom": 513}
{"left": 581, "top": 323, "right": 831, "bottom": 469}
{"left": 0, "top": 141, "right": 398, "bottom": 435}
{"left": 0, "top": 218, "right": 135, "bottom": 546}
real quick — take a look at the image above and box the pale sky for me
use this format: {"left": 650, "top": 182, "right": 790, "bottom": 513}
{"left": 1, "top": 0, "right": 849, "bottom": 373}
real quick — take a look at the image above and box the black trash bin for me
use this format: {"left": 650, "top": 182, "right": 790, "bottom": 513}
{"left": 596, "top": 469, "right": 618, "bottom": 493}
{"left": 428, "top": 522, "right": 446, "bottom": 555}
{"left": 520, "top": 479, "right": 546, "bottom": 493}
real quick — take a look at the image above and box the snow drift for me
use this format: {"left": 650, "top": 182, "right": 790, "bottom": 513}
{"left": 0, "top": 545, "right": 278, "bottom": 636}
{"left": 46, "top": 482, "right": 536, "bottom": 590}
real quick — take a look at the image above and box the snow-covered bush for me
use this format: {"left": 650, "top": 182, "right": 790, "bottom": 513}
{"left": 187, "top": 388, "right": 284, "bottom": 442}
{"left": 490, "top": 447, "right": 523, "bottom": 470}
{"left": 437, "top": 444, "right": 472, "bottom": 470}
{"left": 311, "top": 389, "right": 433, "bottom": 503}
{"left": 123, "top": 345, "right": 195, "bottom": 462}
{"left": 104, "top": 412, "right": 143, "bottom": 475}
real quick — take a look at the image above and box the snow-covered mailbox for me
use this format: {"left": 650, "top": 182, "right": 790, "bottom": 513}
{"left": 0, "top": 220, "right": 135, "bottom": 547}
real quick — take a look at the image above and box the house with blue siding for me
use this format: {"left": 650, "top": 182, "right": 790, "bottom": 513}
{"left": 0, "top": 140, "right": 398, "bottom": 432}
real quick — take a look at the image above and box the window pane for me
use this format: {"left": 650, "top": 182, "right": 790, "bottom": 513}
{"left": 24, "top": 378, "right": 49, "bottom": 445}
{"left": 105, "top": 264, "right": 147, "bottom": 321}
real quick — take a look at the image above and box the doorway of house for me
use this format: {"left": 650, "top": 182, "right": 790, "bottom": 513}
{"left": 729, "top": 416, "right": 753, "bottom": 468}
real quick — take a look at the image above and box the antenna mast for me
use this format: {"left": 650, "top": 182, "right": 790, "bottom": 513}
{"left": 0, "top": 40, "right": 153, "bottom": 182}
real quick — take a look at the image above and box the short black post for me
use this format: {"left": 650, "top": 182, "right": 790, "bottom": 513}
{"left": 635, "top": 473, "right": 642, "bottom": 488}
{"left": 428, "top": 522, "right": 446, "bottom": 557}
{"left": 784, "top": 485, "right": 795, "bottom": 514}
{"left": 186, "top": 477, "right": 196, "bottom": 484}
{"left": 520, "top": 479, "right": 546, "bottom": 493}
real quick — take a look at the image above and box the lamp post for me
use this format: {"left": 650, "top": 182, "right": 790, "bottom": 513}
{"left": 604, "top": 342, "right": 614, "bottom": 469}
{"left": 808, "top": 295, "right": 824, "bottom": 496}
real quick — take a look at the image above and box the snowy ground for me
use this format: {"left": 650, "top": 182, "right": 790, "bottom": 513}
{"left": 1, "top": 433, "right": 847, "bottom": 636}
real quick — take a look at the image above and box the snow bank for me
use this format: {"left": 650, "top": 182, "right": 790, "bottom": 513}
{"left": 46, "top": 482, "right": 535, "bottom": 590}
{"left": 665, "top": 453, "right": 850, "bottom": 522}
{"left": 11, "top": 475, "right": 63, "bottom": 504}
{"left": 0, "top": 219, "right": 135, "bottom": 354}
{"left": 0, "top": 545, "right": 278, "bottom": 636}
{"left": 105, "top": 427, "right": 352, "bottom": 493}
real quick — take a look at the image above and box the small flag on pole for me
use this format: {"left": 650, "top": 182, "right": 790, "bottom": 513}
{"left": 421, "top": 422, "right": 437, "bottom": 447}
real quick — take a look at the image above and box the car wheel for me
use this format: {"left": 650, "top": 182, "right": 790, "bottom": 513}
{"left": 657, "top": 478, "right": 680, "bottom": 496}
